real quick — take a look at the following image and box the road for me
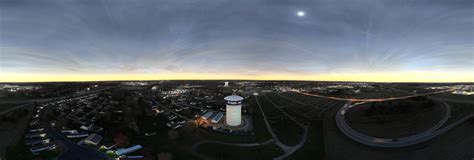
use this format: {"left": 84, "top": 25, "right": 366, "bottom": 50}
{"left": 190, "top": 95, "right": 309, "bottom": 160}
{"left": 295, "top": 89, "right": 453, "bottom": 102}
{"left": 191, "top": 139, "right": 275, "bottom": 159}
{"left": 0, "top": 87, "right": 116, "bottom": 116}
{"left": 290, "top": 89, "right": 473, "bottom": 148}
{"left": 0, "top": 103, "right": 34, "bottom": 116}
{"left": 36, "top": 90, "right": 112, "bottom": 160}
{"left": 255, "top": 95, "right": 309, "bottom": 160}
{"left": 40, "top": 107, "right": 109, "bottom": 160}
{"left": 0, "top": 87, "right": 115, "bottom": 104}
{"left": 335, "top": 99, "right": 452, "bottom": 147}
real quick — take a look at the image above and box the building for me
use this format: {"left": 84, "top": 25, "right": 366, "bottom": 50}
{"left": 66, "top": 132, "right": 89, "bottom": 138}
{"left": 201, "top": 111, "right": 214, "bottom": 120}
{"left": 224, "top": 81, "right": 229, "bottom": 87}
{"left": 25, "top": 138, "right": 50, "bottom": 146}
{"left": 225, "top": 95, "right": 244, "bottom": 126}
{"left": 211, "top": 112, "right": 224, "bottom": 123}
{"left": 84, "top": 133, "right": 102, "bottom": 146}
{"left": 119, "top": 155, "right": 144, "bottom": 160}
{"left": 30, "top": 143, "right": 56, "bottom": 153}
{"left": 28, "top": 128, "right": 45, "bottom": 133}
{"left": 61, "top": 130, "right": 78, "bottom": 134}
{"left": 115, "top": 145, "right": 143, "bottom": 156}
{"left": 25, "top": 133, "right": 47, "bottom": 139}
{"left": 452, "top": 90, "right": 474, "bottom": 95}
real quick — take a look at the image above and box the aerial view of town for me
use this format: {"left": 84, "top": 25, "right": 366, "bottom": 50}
{"left": 0, "top": 0, "right": 473, "bottom": 160}
{"left": 0, "top": 82, "right": 473, "bottom": 160}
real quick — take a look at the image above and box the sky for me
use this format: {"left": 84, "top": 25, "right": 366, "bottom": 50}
{"left": 0, "top": 0, "right": 473, "bottom": 82}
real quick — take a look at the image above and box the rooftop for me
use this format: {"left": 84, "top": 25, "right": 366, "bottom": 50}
{"left": 224, "top": 95, "right": 244, "bottom": 102}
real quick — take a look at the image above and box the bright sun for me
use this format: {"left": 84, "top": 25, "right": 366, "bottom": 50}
{"left": 297, "top": 11, "right": 305, "bottom": 17}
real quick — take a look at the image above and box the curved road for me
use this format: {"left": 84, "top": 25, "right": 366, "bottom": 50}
{"left": 0, "top": 87, "right": 116, "bottom": 117}
{"left": 40, "top": 101, "right": 109, "bottom": 160}
{"left": 295, "top": 89, "right": 452, "bottom": 102}
{"left": 191, "top": 139, "right": 275, "bottom": 159}
{"left": 36, "top": 92, "right": 111, "bottom": 159}
{"left": 291, "top": 89, "right": 473, "bottom": 148}
{"left": 191, "top": 95, "right": 309, "bottom": 160}
{"left": 335, "top": 99, "right": 452, "bottom": 147}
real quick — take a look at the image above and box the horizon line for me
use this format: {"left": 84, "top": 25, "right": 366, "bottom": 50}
{"left": 1, "top": 79, "right": 473, "bottom": 84}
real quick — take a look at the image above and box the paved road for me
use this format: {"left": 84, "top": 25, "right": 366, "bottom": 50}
{"left": 0, "top": 87, "right": 115, "bottom": 104}
{"left": 295, "top": 89, "right": 453, "bottom": 102}
{"left": 335, "top": 99, "right": 452, "bottom": 147}
{"left": 44, "top": 123, "right": 109, "bottom": 160}
{"left": 429, "top": 97, "right": 474, "bottom": 104}
{"left": 0, "top": 103, "right": 34, "bottom": 116}
{"left": 255, "top": 95, "right": 309, "bottom": 160}
{"left": 190, "top": 95, "right": 309, "bottom": 160}
{"left": 191, "top": 139, "right": 275, "bottom": 159}
{"left": 37, "top": 92, "right": 111, "bottom": 159}
{"left": 288, "top": 89, "right": 473, "bottom": 148}
{"left": 0, "top": 87, "right": 115, "bottom": 116}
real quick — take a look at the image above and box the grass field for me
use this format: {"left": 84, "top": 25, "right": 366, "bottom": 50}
{"left": 256, "top": 95, "right": 304, "bottom": 146}
{"left": 285, "top": 120, "right": 325, "bottom": 160}
{"left": 196, "top": 143, "right": 284, "bottom": 160}
{"left": 345, "top": 98, "right": 446, "bottom": 138}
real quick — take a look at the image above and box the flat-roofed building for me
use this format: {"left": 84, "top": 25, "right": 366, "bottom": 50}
{"left": 211, "top": 112, "right": 224, "bottom": 123}
{"left": 84, "top": 133, "right": 102, "bottom": 146}
{"left": 25, "top": 133, "right": 47, "bottom": 139}
{"left": 30, "top": 143, "right": 56, "bottom": 153}
{"left": 201, "top": 111, "right": 214, "bottom": 120}
{"left": 28, "top": 128, "right": 45, "bottom": 133}
{"left": 25, "top": 138, "right": 50, "bottom": 146}
{"left": 115, "top": 145, "right": 142, "bottom": 156}
{"left": 66, "top": 132, "right": 89, "bottom": 138}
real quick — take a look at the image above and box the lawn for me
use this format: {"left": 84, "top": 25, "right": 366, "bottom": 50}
{"left": 196, "top": 143, "right": 283, "bottom": 160}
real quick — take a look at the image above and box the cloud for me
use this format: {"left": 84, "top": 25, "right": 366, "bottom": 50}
{"left": 0, "top": 0, "right": 472, "bottom": 81}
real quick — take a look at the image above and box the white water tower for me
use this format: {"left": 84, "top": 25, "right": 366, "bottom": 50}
{"left": 224, "top": 95, "right": 244, "bottom": 126}
{"left": 224, "top": 81, "right": 229, "bottom": 87}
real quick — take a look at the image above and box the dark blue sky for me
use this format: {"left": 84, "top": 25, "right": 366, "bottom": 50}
{"left": 0, "top": 0, "right": 472, "bottom": 82}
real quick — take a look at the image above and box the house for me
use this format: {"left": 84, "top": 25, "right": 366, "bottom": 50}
{"left": 84, "top": 133, "right": 102, "bottom": 146}
{"left": 25, "top": 138, "right": 50, "bottom": 146}
{"left": 30, "top": 143, "right": 56, "bottom": 153}
{"left": 80, "top": 123, "right": 94, "bottom": 131}
{"left": 115, "top": 145, "right": 142, "bottom": 156}
{"left": 25, "top": 133, "right": 47, "bottom": 139}
{"left": 66, "top": 132, "right": 89, "bottom": 138}
{"left": 61, "top": 130, "right": 78, "bottom": 134}
{"left": 201, "top": 111, "right": 213, "bottom": 120}
{"left": 211, "top": 112, "right": 224, "bottom": 123}
{"left": 28, "top": 128, "right": 45, "bottom": 133}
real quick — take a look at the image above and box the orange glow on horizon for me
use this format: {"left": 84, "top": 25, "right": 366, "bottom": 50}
{"left": 0, "top": 71, "right": 472, "bottom": 83}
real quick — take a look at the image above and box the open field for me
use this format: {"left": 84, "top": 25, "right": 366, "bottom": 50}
{"left": 0, "top": 103, "right": 27, "bottom": 112}
{"left": 443, "top": 102, "right": 474, "bottom": 126}
{"left": 196, "top": 143, "right": 284, "bottom": 160}
{"left": 285, "top": 120, "right": 325, "bottom": 160}
{"left": 256, "top": 95, "right": 304, "bottom": 146}
{"left": 323, "top": 103, "right": 474, "bottom": 160}
{"left": 0, "top": 106, "right": 35, "bottom": 158}
{"left": 345, "top": 98, "right": 446, "bottom": 138}
{"left": 275, "top": 92, "right": 346, "bottom": 120}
